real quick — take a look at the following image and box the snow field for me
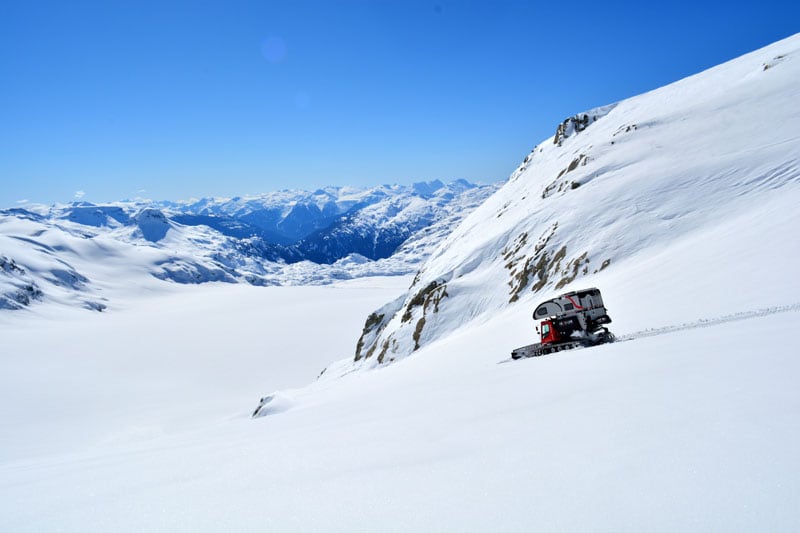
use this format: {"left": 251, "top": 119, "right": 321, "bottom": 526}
{"left": 1, "top": 277, "right": 798, "bottom": 532}
{"left": 0, "top": 277, "right": 412, "bottom": 463}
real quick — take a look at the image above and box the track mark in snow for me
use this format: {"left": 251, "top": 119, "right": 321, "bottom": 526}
{"left": 501, "top": 303, "right": 800, "bottom": 363}
{"left": 616, "top": 303, "right": 800, "bottom": 343}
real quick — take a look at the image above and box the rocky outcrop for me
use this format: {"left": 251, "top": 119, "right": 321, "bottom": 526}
{"left": 0, "top": 255, "right": 43, "bottom": 310}
{"left": 553, "top": 104, "right": 618, "bottom": 146}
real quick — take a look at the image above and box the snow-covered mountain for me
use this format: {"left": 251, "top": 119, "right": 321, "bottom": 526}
{"left": 0, "top": 180, "right": 497, "bottom": 311}
{"left": 352, "top": 33, "right": 800, "bottom": 366}
{"left": 3, "top": 35, "right": 800, "bottom": 533}
{"left": 161, "top": 187, "right": 373, "bottom": 245}
{"left": 158, "top": 179, "right": 480, "bottom": 247}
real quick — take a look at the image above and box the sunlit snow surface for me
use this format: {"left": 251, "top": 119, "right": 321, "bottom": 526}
{"left": 1, "top": 276, "right": 798, "bottom": 532}
{"left": 2, "top": 35, "right": 800, "bottom": 532}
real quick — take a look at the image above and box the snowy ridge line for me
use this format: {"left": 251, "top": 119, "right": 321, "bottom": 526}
{"left": 615, "top": 303, "right": 800, "bottom": 343}
{"left": 356, "top": 33, "right": 800, "bottom": 364}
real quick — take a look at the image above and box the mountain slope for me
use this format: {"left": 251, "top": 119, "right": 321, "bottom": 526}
{"left": 354, "top": 33, "right": 800, "bottom": 365}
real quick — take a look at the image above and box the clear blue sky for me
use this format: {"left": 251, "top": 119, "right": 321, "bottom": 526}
{"left": 1, "top": 0, "right": 797, "bottom": 206}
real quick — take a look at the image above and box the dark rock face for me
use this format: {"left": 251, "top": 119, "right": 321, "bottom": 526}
{"left": 554, "top": 113, "right": 593, "bottom": 146}
{"left": 1, "top": 255, "right": 44, "bottom": 310}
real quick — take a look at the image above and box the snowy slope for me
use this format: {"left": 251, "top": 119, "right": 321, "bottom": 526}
{"left": 355, "top": 33, "right": 800, "bottom": 365}
{"left": 2, "top": 277, "right": 799, "bottom": 532}
{"left": 0, "top": 207, "right": 258, "bottom": 311}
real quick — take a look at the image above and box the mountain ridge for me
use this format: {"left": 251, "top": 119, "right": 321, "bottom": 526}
{"left": 0, "top": 180, "right": 498, "bottom": 311}
{"left": 350, "top": 33, "right": 800, "bottom": 367}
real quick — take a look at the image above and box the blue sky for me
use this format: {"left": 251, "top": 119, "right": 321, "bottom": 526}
{"left": 1, "top": 0, "right": 797, "bottom": 206}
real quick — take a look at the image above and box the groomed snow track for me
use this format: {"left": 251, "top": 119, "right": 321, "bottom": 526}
{"left": 505, "top": 303, "right": 800, "bottom": 362}
{"left": 615, "top": 303, "right": 800, "bottom": 343}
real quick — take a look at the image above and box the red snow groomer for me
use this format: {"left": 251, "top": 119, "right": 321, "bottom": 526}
{"left": 511, "top": 288, "right": 615, "bottom": 359}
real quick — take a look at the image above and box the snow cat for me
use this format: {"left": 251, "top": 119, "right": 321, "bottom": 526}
{"left": 511, "top": 288, "right": 615, "bottom": 359}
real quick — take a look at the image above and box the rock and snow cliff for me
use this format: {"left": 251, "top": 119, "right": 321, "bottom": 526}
{"left": 353, "top": 34, "right": 800, "bottom": 366}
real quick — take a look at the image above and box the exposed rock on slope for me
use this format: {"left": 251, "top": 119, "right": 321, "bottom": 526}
{"left": 0, "top": 255, "right": 43, "bottom": 310}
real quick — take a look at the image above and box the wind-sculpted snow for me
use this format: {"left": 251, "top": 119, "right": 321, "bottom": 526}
{"left": 355, "top": 34, "right": 800, "bottom": 366}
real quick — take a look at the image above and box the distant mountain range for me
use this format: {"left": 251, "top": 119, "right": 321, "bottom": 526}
{"left": 0, "top": 180, "right": 499, "bottom": 311}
